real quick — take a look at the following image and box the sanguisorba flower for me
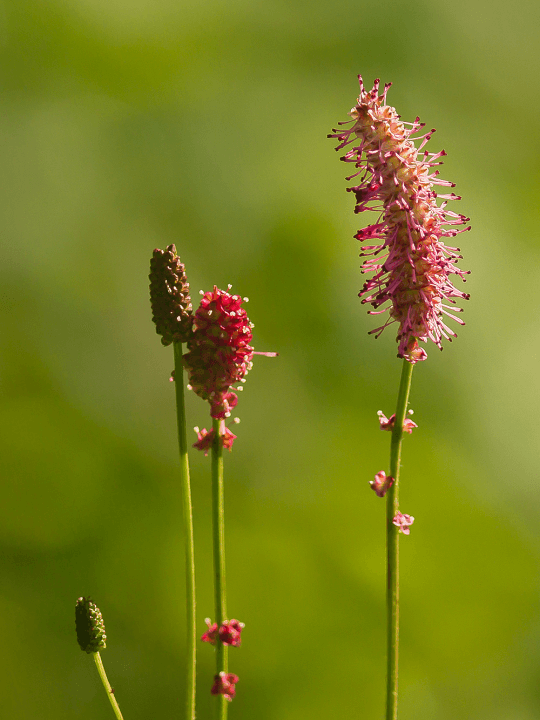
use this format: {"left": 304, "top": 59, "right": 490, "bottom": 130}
{"left": 183, "top": 286, "right": 254, "bottom": 420}
{"left": 393, "top": 512, "right": 415, "bottom": 535}
{"left": 149, "top": 245, "right": 193, "bottom": 346}
{"left": 75, "top": 596, "right": 107, "bottom": 653}
{"left": 329, "top": 76, "right": 470, "bottom": 363}
{"left": 201, "top": 618, "right": 245, "bottom": 647}
{"left": 211, "top": 672, "right": 239, "bottom": 701}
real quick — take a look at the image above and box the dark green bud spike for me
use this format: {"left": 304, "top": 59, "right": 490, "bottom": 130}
{"left": 75, "top": 596, "right": 107, "bottom": 653}
{"left": 149, "top": 245, "right": 193, "bottom": 346}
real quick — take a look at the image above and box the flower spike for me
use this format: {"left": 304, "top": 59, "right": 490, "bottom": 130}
{"left": 149, "top": 245, "right": 193, "bottom": 345}
{"left": 75, "top": 596, "right": 107, "bottom": 653}
{"left": 329, "top": 76, "right": 470, "bottom": 362}
{"left": 183, "top": 286, "right": 254, "bottom": 419}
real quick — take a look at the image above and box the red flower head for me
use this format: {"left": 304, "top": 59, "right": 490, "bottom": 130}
{"left": 183, "top": 286, "right": 253, "bottom": 419}
{"left": 329, "top": 76, "right": 470, "bottom": 363}
{"left": 211, "top": 672, "right": 239, "bottom": 701}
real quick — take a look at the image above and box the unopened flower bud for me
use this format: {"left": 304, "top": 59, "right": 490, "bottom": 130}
{"left": 75, "top": 596, "right": 107, "bottom": 653}
{"left": 149, "top": 245, "right": 192, "bottom": 346}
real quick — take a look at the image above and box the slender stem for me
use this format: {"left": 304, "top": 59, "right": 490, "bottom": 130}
{"left": 211, "top": 417, "right": 228, "bottom": 720}
{"left": 173, "top": 342, "right": 197, "bottom": 720}
{"left": 386, "top": 359, "right": 414, "bottom": 720}
{"left": 93, "top": 652, "right": 125, "bottom": 720}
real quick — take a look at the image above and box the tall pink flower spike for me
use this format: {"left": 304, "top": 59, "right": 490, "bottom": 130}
{"left": 329, "top": 76, "right": 470, "bottom": 363}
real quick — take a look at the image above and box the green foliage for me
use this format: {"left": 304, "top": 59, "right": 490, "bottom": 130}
{"left": 1, "top": 0, "right": 540, "bottom": 718}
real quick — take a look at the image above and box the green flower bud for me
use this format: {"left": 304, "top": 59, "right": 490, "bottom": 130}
{"left": 75, "top": 596, "right": 107, "bottom": 653}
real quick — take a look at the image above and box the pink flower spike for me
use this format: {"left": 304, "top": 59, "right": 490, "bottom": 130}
{"left": 219, "top": 619, "right": 245, "bottom": 647}
{"left": 393, "top": 512, "right": 415, "bottom": 535}
{"left": 329, "top": 77, "right": 470, "bottom": 363}
{"left": 377, "top": 411, "right": 418, "bottom": 433}
{"left": 211, "top": 672, "right": 239, "bottom": 701}
{"left": 370, "top": 471, "right": 394, "bottom": 498}
{"left": 201, "top": 618, "right": 218, "bottom": 645}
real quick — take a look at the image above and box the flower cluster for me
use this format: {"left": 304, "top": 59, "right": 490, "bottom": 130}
{"left": 149, "top": 245, "right": 193, "bottom": 345}
{"left": 75, "top": 596, "right": 107, "bottom": 654}
{"left": 370, "top": 470, "right": 394, "bottom": 498}
{"left": 393, "top": 512, "right": 415, "bottom": 535}
{"left": 377, "top": 410, "right": 417, "bottom": 434}
{"left": 193, "top": 423, "right": 238, "bottom": 455}
{"left": 183, "top": 287, "right": 254, "bottom": 419}
{"left": 201, "top": 618, "right": 245, "bottom": 647}
{"left": 329, "top": 76, "right": 470, "bottom": 363}
{"left": 211, "top": 672, "right": 239, "bottom": 701}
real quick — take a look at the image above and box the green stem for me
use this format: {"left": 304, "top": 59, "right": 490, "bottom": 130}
{"left": 93, "top": 652, "right": 125, "bottom": 720}
{"left": 211, "top": 417, "right": 228, "bottom": 720}
{"left": 173, "top": 342, "right": 197, "bottom": 720}
{"left": 386, "top": 359, "right": 414, "bottom": 720}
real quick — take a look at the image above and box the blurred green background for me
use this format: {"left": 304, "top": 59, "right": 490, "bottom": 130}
{"left": 2, "top": 0, "right": 540, "bottom": 718}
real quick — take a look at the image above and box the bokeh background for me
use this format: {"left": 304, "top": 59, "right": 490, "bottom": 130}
{"left": 2, "top": 0, "right": 540, "bottom": 718}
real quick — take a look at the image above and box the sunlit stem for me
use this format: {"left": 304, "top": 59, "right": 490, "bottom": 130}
{"left": 386, "top": 359, "right": 414, "bottom": 720}
{"left": 173, "top": 342, "right": 197, "bottom": 720}
{"left": 211, "top": 417, "right": 228, "bottom": 720}
{"left": 93, "top": 651, "right": 125, "bottom": 720}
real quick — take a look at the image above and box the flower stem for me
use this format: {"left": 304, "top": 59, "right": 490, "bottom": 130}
{"left": 173, "top": 342, "right": 197, "bottom": 720}
{"left": 386, "top": 358, "right": 414, "bottom": 720}
{"left": 211, "top": 417, "right": 228, "bottom": 720}
{"left": 93, "top": 651, "right": 125, "bottom": 720}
